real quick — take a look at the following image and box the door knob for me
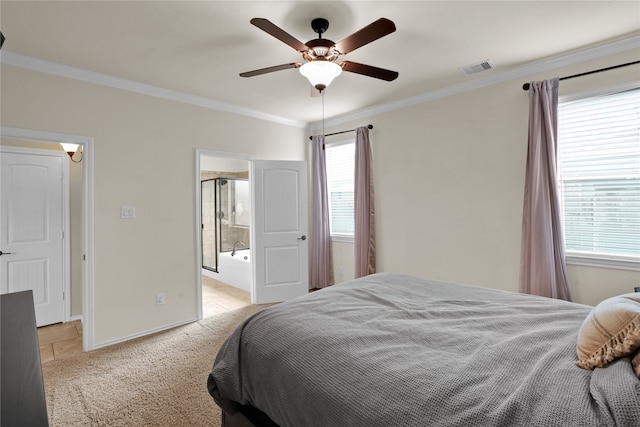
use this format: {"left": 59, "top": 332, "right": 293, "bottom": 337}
{"left": 297, "top": 235, "right": 307, "bottom": 241}
{"left": 0, "top": 250, "right": 15, "bottom": 256}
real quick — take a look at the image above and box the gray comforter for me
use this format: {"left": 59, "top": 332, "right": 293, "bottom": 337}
{"left": 208, "top": 273, "right": 640, "bottom": 426}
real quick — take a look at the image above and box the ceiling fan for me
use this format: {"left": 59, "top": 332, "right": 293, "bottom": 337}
{"left": 240, "top": 17, "right": 399, "bottom": 92}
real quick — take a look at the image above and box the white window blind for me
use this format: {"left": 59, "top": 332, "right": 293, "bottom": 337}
{"left": 557, "top": 88, "right": 640, "bottom": 263}
{"left": 325, "top": 142, "right": 355, "bottom": 237}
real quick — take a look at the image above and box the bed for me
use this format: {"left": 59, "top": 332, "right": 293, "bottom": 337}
{"left": 208, "top": 272, "right": 640, "bottom": 426}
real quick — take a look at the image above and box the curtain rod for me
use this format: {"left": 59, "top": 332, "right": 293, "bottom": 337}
{"left": 309, "top": 124, "right": 373, "bottom": 140}
{"left": 521, "top": 60, "right": 640, "bottom": 91}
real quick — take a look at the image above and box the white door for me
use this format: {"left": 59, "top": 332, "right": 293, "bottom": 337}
{"left": 1, "top": 150, "right": 66, "bottom": 326}
{"left": 251, "top": 160, "right": 308, "bottom": 304}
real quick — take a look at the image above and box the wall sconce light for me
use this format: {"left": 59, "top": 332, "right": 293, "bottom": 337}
{"left": 299, "top": 60, "right": 342, "bottom": 92}
{"left": 60, "top": 143, "right": 83, "bottom": 163}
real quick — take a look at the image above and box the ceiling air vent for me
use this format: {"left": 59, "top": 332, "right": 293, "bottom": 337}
{"left": 459, "top": 59, "right": 495, "bottom": 76}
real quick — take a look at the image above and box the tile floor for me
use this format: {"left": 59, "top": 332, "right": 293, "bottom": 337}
{"left": 201, "top": 275, "right": 251, "bottom": 317}
{"left": 37, "top": 277, "right": 250, "bottom": 363}
{"left": 38, "top": 319, "right": 83, "bottom": 363}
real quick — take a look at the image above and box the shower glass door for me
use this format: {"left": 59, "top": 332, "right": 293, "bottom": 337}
{"left": 201, "top": 179, "right": 218, "bottom": 272}
{"left": 201, "top": 178, "right": 251, "bottom": 271}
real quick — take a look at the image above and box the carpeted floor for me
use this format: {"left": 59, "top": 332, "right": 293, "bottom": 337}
{"left": 42, "top": 304, "right": 269, "bottom": 426}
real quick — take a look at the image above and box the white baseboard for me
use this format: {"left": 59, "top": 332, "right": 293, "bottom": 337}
{"left": 69, "top": 314, "right": 83, "bottom": 323}
{"left": 92, "top": 317, "right": 198, "bottom": 350}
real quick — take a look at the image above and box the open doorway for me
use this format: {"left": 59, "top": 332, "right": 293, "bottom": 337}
{"left": 0, "top": 126, "right": 94, "bottom": 351}
{"left": 196, "top": 150, "right": 255, "bottom": 319}
{"left": 196, "top": 151, "right": 309, "bottom": 313}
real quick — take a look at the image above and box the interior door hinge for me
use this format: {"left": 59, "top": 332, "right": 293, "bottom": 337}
{"left": 61, "top": 230, "right": 65, "bottom": 240}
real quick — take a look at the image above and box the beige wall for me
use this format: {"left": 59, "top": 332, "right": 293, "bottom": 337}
{"left": 331, "top": 241, "right": 355, "bottom": 285}
{"left": 1, "top": 65, "right": 307, "bottom": 345}
{"left": 320, "top": 49, "right": 639, "bottom": 305}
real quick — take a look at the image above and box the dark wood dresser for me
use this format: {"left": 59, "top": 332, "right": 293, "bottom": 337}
{"left": 1, "top": 290, "right": 49, "bottom": 426}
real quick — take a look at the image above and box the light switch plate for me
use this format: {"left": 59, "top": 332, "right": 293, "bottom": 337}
{"left": 121, "top": 206, "right": 136, "bottom": 219}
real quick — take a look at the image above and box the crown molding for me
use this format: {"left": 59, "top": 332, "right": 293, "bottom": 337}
{"left": 310, "top": 34, "right": 640, "bottom": 131}
{"left": 0, "top": 51, "right": 307, "bottom": 129}
{"left": 2, "top": 34, "right": 638, "bottom": 133}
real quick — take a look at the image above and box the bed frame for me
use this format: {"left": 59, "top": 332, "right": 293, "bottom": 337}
{"left": 222, "top": 405, "right": 278, "bottom": 427}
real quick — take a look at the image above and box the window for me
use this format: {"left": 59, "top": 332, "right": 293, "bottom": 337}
{"left": 325, "top": 141, "right": 355, "bottom": 240}
{"left": 557, "top": 87, "right": 640, "bottom": 268}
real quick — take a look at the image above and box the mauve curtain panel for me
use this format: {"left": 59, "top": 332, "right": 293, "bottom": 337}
{"left": 310, "top": 135, "right": 334, "bottom": 288}
{"left": 519, "top": 78, "right": 571, "bottom": 301}
{"left": 354, "top": 126, "right": 376, "bottom": 278}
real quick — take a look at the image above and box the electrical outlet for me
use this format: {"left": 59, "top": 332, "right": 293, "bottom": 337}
{"left": 338, "top": 266, "right": 345, "bottom": 276}
{"left": 121, "top": 206, "right": 136, "bottom": 219}
{"left": 156, "top": 293, "right": 165, "bottom": 306}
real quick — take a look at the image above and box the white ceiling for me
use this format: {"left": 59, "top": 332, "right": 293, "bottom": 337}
{"left": 1, "top": 1, "right": 639, "bottom": 126}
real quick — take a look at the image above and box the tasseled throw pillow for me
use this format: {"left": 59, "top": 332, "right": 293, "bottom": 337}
{"left": 576, "top": 293, "right": 640, "bottom": 370}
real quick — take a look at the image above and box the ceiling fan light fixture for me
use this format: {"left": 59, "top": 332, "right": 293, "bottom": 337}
{"left": 299, "top": 61, "right": 342, "bottom": 91}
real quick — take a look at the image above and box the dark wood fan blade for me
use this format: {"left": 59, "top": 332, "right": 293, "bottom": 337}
{"left": 250, "top": 18, "right": 308, "bottom": 52}
{"left": 240, "top": 63, "right": 301, "bottom": 77}
{"left": 333, "top": 18, "right": 396, "bottom": 55}
{"left": 340, "top": 61, "right": 398, "bottom": 81}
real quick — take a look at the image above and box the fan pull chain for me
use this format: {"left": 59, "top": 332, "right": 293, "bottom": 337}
{"left": 322, "top": 90, "right": 325, "bottom": 139}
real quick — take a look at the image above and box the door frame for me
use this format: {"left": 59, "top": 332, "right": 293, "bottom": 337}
{"left": 194, "top": 148, "right": 255, "bottom": 320}
{"left": 0, "top": 127, "right": 95, "bottom": 351}
{"left": 0, "top": 146, "right": 70, "bottom": 324}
